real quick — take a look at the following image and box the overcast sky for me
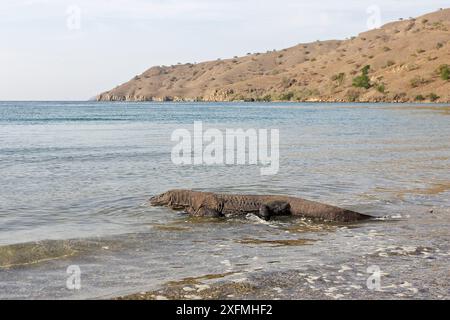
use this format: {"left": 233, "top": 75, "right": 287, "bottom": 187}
{"left": 0, "top": 0, "right": 448, "bottom": 100}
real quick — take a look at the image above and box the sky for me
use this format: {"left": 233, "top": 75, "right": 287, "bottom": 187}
{"left": 0, "top": 0, "right": 448, "bottom": 100}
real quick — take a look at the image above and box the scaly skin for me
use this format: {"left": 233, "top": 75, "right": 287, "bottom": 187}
{"left": 150, "top": 190, "right": 372, "bottom": 222}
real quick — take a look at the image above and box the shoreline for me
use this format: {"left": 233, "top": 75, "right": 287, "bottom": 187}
{"left": 2, "top": 100, "right": 450, "bottom": 105}
{"left": 96, "top": 96, "right": 450, "bottom": 104}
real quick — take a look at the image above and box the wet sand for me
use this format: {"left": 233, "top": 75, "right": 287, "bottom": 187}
{"left": 116, "top": 264, "right": 450, "bottom": 300}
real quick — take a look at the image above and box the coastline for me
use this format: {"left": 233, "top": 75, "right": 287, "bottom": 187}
{"left": 96, "top": 95, "right": 450, "bottom": 104}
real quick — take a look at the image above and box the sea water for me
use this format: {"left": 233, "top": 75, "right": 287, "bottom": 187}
{"left": 0, "top": 101, "right": 449, "bottom": 299}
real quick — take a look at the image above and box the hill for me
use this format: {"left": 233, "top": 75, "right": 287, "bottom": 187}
{"left": 97, "top": 9, "right": 450, "bottom": 103}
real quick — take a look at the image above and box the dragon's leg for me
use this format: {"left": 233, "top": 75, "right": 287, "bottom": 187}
{"left": 258, "top": 201, "right": 291, "bottom": 220}
{"left": 192, "top": 206, "right": 223, "bottom": 218}
{"left": 268, "top": 201, "right": 291, "bottom": 216}
{"left": 257, "top": 205, "right": 272, "bottom": 221}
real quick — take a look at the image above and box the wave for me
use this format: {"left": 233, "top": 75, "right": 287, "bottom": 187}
{"left": 0, "top": 238, "right": 120, "bottom": 269}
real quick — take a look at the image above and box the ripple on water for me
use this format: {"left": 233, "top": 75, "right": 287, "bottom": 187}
{"left": 0, "top": 238, "right": 122, "bottom": 269}
{"left": 235, "top": 238, "right": 316, "bottom": 247}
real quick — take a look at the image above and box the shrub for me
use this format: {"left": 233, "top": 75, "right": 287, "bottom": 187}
{"left": 436, "top": 42, "right": 444, "bottom": 49}
{"left": 352, "top": 65, "right": 371, "bottom": 89}
{"left": 384, "top": 60, "right": 396, "bottom": 68}
{"left": 281, "top": 77, "right": 294, "bottom": 88}
{"left": 353, "top": 76, "right": 370, "bottom": 88}
{"left": 417, "top": 49, "right": 426, "bottom": 54}
{"left": 347, "top": 90, "right": 360, "bottom": 102}
{"left": 331, "top": 72, "right": 345, "bottom": 85}
{"left": 415, "top": 95, "right": 425, "bottom": 101}
{"left": 279, "top": 92, "right": 294, "bottom": 101}
{"left": 438, "top": 64, "right": 450, "bottom": 80}
{"left": 428, "top": 93, "right": 440, "bottom": 102}
{"left": 410, "top": 76, "right": 428, "bottom": 88}
{"left": 383, "top": 46, "right": 391, "bottom": 52}
{"left": 361, "top": 65, "right": 370, "bottom": 75}
{"left": 393, "top": 92, "right": 407, "bottom": 101}
{"left": 376, "top": 83, "right": 386, "bottom": 93}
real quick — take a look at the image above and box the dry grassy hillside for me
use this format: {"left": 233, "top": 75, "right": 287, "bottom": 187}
{"left": 97, "top": 9, "right": 450, "bottom": 103}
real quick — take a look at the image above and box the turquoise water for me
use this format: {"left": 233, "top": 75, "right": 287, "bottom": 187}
{"left": 0, "top": 101, "right": 449, "bottom": 299}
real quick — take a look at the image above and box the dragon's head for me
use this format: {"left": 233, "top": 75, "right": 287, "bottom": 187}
{"left": 150, "top": 190, "right": 190, "bottom": 207}
{"left": 149, "top": 191, "right": 173, "bottom": 206}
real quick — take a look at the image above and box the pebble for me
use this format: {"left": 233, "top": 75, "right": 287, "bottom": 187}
{"left": 221, "top": 260, "right": 232, "bottom": 267}
{"left": 338, "top": 265, "right": 352, "bottom": 273}
{"left": 233, "top": 278, "right": 248, "bottom": 283}
{"left": 349, "top": 285, "right": 362, "bottom": 290}
{"left": 408, "top": 288, "right": 419, "bottom": 294}
{"left": 400, "top": 282, "right": 412, "bottom": 288}
{"left": 183, "top": 287, "right": 195, "bottom": 292}
{"left": 195, "top": 284, "right": 210, "bottom": 292}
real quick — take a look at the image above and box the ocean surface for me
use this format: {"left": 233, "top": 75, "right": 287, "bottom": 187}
{"left": 0, "top": 101, "right": 449, "bottom": 299}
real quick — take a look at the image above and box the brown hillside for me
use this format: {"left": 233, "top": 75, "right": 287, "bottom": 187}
{"left": 97, "top": 9, "right": 450, "bottom": 103}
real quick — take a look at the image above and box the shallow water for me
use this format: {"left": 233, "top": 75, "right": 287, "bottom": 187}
{"left": 0, "top": 101, "right": 449, "bottom": 299}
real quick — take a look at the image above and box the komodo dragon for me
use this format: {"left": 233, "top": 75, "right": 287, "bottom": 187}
{"left": 150, "top": 190, "right": 372, "bottom": 222}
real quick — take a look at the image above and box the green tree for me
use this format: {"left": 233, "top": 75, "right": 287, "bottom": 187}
{"left": 439, "top": 64, "right": 450, "bottom": 80}
{"left": 361, "top": 65, "right": 370, "bottom": 75}
{"left": 352, "top": 65, "right": 371, "bottom": 89}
